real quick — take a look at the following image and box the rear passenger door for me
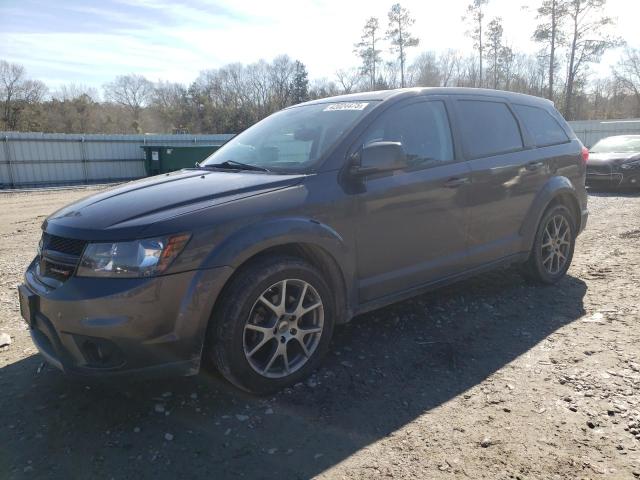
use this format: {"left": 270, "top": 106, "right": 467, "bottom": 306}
{"left": 453, "top": 97, "right": 550, "bottom": 268}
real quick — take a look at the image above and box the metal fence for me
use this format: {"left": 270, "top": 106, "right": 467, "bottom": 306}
{"left": 0, "top": 132, "right": 234, "bottom": 189}
{"left": 3, "top": 118, "right": 640, "bottom": 189}
{"left": 568, "top": 119, "right": 640, "bottom": 148}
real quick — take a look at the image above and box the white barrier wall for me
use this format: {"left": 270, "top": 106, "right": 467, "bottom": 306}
{"left": 0, "top": 132, "right": 234, "bottom": 188}
{"left": 568, "top": 119, "right": 640, "bottom": 148}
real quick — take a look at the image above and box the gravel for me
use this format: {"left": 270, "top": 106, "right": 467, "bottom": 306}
{"left": 1, "top": 187, "right": 639, "bottom": 479}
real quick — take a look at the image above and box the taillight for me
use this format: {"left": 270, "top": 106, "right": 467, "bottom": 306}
{"left": 581, "top": 146, "right": 589, "bottom": 165}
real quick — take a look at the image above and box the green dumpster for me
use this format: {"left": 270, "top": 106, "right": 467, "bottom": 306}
{"left": 141, "top": 145, "right": 222, "bottom": 175}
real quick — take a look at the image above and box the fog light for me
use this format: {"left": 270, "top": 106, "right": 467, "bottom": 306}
{"left": 74, "top": 335, "right": 124, "bottom": 368}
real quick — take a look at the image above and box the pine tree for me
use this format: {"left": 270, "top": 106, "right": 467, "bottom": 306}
{"left": 291, "top": 61, "right": 309, "bottom": 104}
{"left": 533, "top": 0, "right": 568, "bottom": 100}
{"left": 354, "top": 17, "right": 382, "bottom": 91}
{"left": 386, "top": 4, "right": 419, "bottom": 88}
{"left": 464, "top": 0, "right": 489, "bottom": 87}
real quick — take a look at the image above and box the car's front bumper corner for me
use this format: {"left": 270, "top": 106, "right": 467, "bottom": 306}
{"left": 20, "top": 264, "right": 234, "bottom": 380}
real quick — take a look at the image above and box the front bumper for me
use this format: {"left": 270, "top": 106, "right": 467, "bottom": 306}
{"left": 20, "top": 259, "right": 233, "bottom": 379}
{"left": 586, "top": 164, "right": 640, "bottom": 188}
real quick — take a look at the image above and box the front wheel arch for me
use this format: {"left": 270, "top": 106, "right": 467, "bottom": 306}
{"left": 225, "top": 242, "right": 350, "bottom": 323}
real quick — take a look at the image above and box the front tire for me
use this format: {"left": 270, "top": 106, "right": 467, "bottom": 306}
{"left": 522, "top": 204, "right": 576, "bottom": 284}
{"left": 208, "top": 255, "right": 335, "bottom": 394}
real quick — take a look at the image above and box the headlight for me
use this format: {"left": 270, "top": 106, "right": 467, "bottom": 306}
{"left": 621, "top": 159, "right": 640, "bottom": 170}
{"left": 77, "top": 233, "right": 190, "bottom": 278}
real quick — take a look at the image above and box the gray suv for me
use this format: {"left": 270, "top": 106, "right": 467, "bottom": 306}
{"left": 18, "top": 88, "right": 588, "bottom": 393}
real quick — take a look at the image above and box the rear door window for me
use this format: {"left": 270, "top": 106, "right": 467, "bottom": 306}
{"left": 513, "top": 104, "right": 569, "bottom": 147}
{"left": 456, "top": 100, "right": 523, "bottom": 158}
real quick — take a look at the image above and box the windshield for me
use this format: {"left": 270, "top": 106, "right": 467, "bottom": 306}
{"left": 590, "top": 135, "right": 640, "bottom": 153}
{"left": 201, "top": 101, "right": 378, "bottom": 173}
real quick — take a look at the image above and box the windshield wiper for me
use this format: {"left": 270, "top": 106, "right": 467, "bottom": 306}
{"left": 204, "top": 160, "right": 270, "bottom": 172}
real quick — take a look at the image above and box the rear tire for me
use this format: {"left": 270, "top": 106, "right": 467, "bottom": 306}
{"left": 521, "top": 204, "right": 576, "bottom": 284}
{"left": 207, "top": 255, "right": 335, "bottom": 394}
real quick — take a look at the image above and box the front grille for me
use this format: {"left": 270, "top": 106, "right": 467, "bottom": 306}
{"left": 38, "top": 233, "right": 87, "bottom": 284}
{"left": 42, "top": 233, "right": 87, "bottom": 256}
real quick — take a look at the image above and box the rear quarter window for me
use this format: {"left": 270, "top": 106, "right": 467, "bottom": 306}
{"left": 456, "top": 100, "right": 523, "bottom": 158}
{"left": 513, "top": 104, "right": 569, "bottom": 147}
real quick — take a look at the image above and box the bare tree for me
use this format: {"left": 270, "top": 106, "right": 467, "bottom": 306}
{"left": 150, "top": 81, "right": 189, "bottom": 133}
{"left": 457, "top": 54, "right": 481, "bottom": 87}
{"left": 335, "top": 68, "right": 363, "bottom": 94}
{"left": 613, "top": 47, "right": 640, "bottom": 117}
{"left": 380, "top": 61, "right": 401, "bottom": 89}
{"left": 246, "top": 60, "right": 272, "bottom": 118}
{"left": 53, "top": 83, "right": 98, "bottom": 102}
{"left": 42, "top": 83, "right": 101, "bottom": 133}
{"left": 499, "top": 44, "right": 516, "bottom": 90}
{"left": 189, "top": 56, "right": 310, "bottom": 133}
{"left": 438, "top": 50, "right": 463, "bottom": 87}
{"left": 410, "top": 52, "right": 441, "bottom": 87}
{"left": 103, "top": 74, "right": 153, "bottom": 122}
{"left": 268, "top": 55, "right": 297, "bottom": 110}
{"left": 533, "top": 0, "right": 568, "bottom": 100}
{"left": 386, "top": 3, "right": 419, "bottom": 88}
{"left": 308, "top": 78, "right": 340, "bottom": 100}
{"left": 464, "top": 0, "right": 489, "bottom": 87}
{"left": 354, "top": 17, "right": 383, "bottom": 90}
{"left": 563, "top": 0, "right": 620, "bottom": 120}
{"left": 0, "top": 60, "right": 26, "bottom": 129}
{"left": 0, "top": 60, "right": 47, "bottom": 130}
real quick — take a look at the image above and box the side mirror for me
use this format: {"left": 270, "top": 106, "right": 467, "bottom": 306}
{"left": 351, "top": 141, "right": 408, "bottom": 176}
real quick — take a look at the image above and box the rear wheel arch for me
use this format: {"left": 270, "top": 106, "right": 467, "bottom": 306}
{"left": 521, "top": 203, "right": 576, "bottom": 284}
{"left": 521, "top": 177, "right": 582, "bottom": 250}
{"left": 546, "top": 192, "right": 581, "bottom": 234}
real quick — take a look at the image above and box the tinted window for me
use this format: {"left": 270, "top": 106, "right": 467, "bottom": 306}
{"left": 513, "top": 104, "right": 569, "bottom": 147}
{"left": 362, "top": 101, "right": 454, "bottom": 168}
{"left": 457, "top": 100, "right": 523, "bottom": 158}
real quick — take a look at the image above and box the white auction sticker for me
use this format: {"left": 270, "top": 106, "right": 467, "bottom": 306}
{"left": 323, "top": 102, "right": 369, "bottom": 111}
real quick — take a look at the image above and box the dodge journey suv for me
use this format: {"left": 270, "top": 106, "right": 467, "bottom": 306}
{"left": 19, "top": 88, "right": 588, "bottom": 393}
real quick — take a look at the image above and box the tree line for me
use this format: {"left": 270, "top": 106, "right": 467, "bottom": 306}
{"left": 2, "top": 0, "right": 639, "bottom": 135}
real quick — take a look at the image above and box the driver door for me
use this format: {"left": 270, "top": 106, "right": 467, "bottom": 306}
{"left": 353, "top": 98, "right": 472, "bottom": 302}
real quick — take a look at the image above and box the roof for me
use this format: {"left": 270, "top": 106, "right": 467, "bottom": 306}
{"left": 296, "top": 87, "right": 554, "bottom": 108}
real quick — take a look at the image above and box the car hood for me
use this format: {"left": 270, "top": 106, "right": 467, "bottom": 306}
{"left": 44, "top": 169, "right": 306, "bottom": 236}
{"left": 588, "top": 152, "right": 640, "bottom": 165}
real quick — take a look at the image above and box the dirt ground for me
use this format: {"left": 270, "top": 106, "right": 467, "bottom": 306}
{"left": 0, "top": 186, "right": 639, "bottom": 480}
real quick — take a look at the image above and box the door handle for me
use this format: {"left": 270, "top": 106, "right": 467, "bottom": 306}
{"left": 525, "top": 161, "right": 544, "bottom": 171}
{"left": 444, "top": 177, "right": 470, "bottom": 188}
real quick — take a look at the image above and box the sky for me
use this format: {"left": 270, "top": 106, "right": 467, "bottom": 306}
{"left": 1, "top": 0, "right": 639, "bottom": 93}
